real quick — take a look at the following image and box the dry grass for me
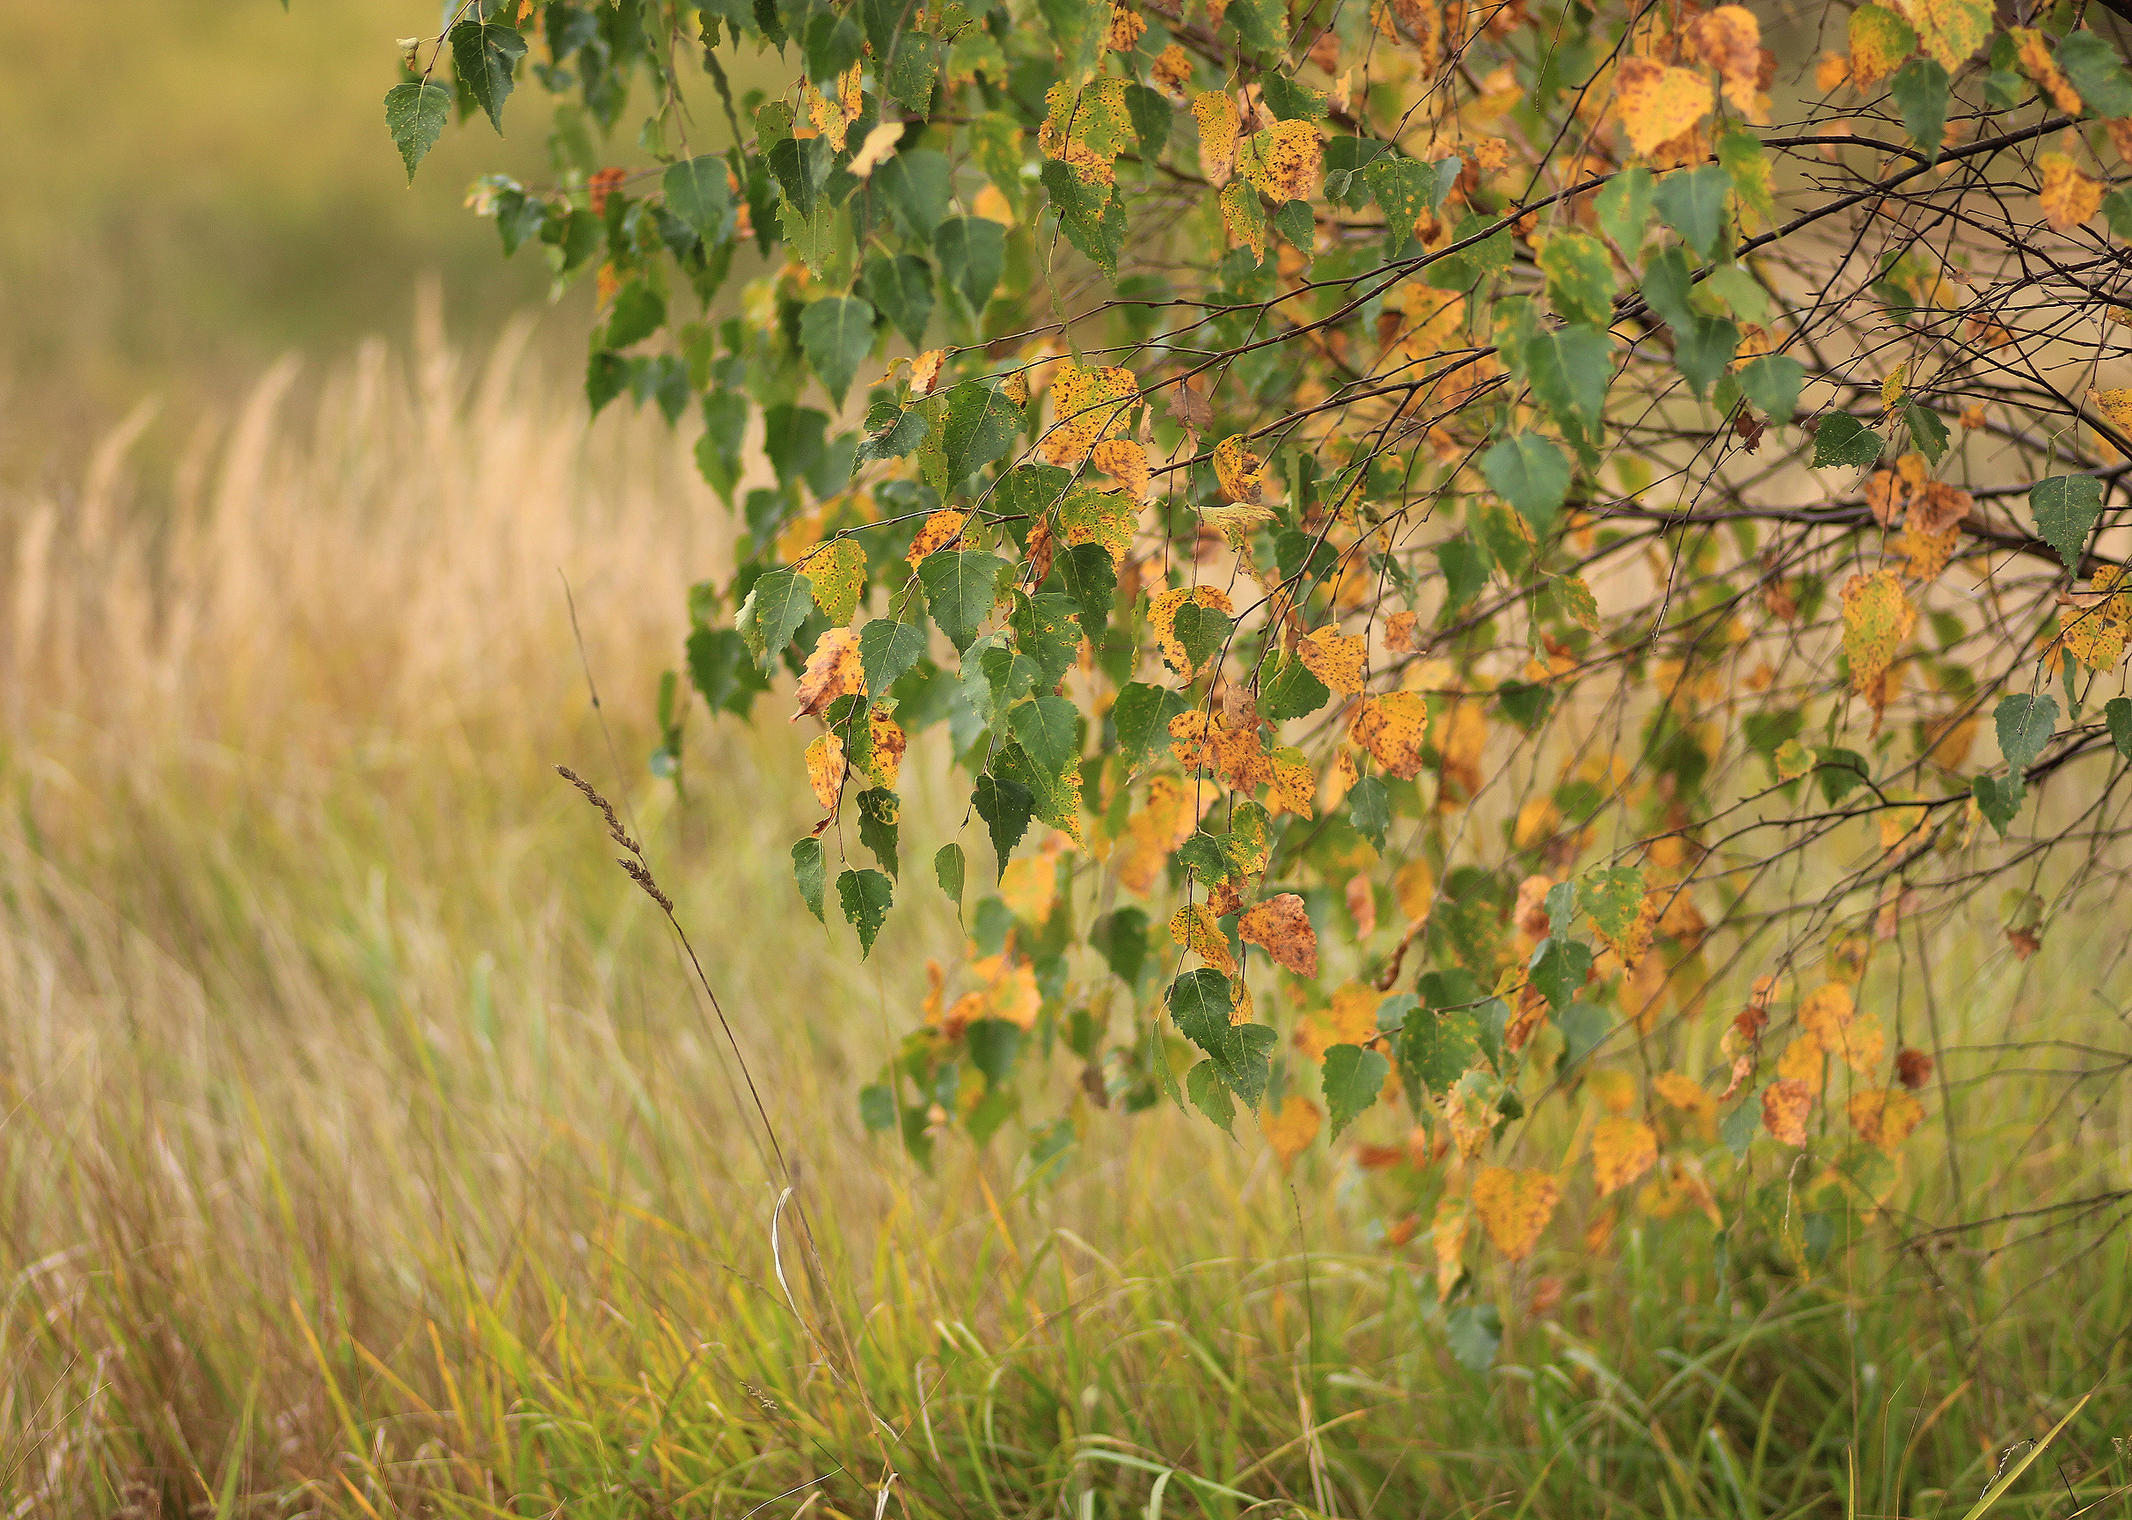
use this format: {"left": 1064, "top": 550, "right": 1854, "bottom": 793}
{"left": 0, "top": 313, "right": 2127, "bottom": 1519}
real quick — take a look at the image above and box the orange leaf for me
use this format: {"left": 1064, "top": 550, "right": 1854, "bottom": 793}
{"left": 1351, "top": 691, "right": 1430, "bottom": 779}
{"left": 1761, "top": 1077, "right": 1812, "bottom": 1146}
{"left": 1262, "top": 1094, "right": 1322, "bottom": 1165}
{"left": 1590, "top": 1116, "right": 1659, "bottom": 1196}
{"left": 1239, "top": 891, "right": 1320, "bottom": 975}
{"left": 804, "top": 733, "right": 846, "bottom": 810}
{"left": 1298, "top": 625, "right": 1367, "bottom": 694}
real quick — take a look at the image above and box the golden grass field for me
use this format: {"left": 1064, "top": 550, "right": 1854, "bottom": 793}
{"left": 0, "top": 304, "right": 2127, "bottom": 1518}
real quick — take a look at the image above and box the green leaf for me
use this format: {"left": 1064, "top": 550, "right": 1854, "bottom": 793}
{"left": 1446, "top": 1305, "right": 1501, "bottom": 1371}
{"left": 2029, "top": 474, "right": 2102, "bottom": 574}
{"left": 859, "top": 618, "right": 928, "bottom": 697}
{"left": 1577, "top": 864, "right": 1645, "bottom": 949}
{"left": 1396, "top": 1005, "right": 1479, "bottom": 1095}
{"left": 1716, "top": 127, "right": 1774, "bottom": 227}
{"left": 1522, "top": 324, "right": 1611, "bottom": 451}
{"left": 2107, "top": 695, "right": 2132, "bottom": 760}
{"left": 604, "top": 281, "right": 666, "bottom": 349}
{"left": 1167, "top": 970, "right": 1275, "bottom": 1106}
{"left": 1994, "top": 692, "right": 2058, "bottom": 773}
{"left": 1905, "top": 402, "right": 1949, "bottom": 464}
{"left": 1528, "top": 937, "right": 1593, "bottom": 1010}
{"left": 920, "top": 380, "right": 1024, "bottom": 489}
{"left": 1811, "top": 414, "right": 1885, "bottom": 468}
{"left": 873, "top": 149, "right": 954, "bottom": 240}
{"left": 1321, "top": 1043, "right": 1387, "bottom": 1139}
{"left": 737, "top": 568, "right": 813, "bottom": 671}
{"left": 1172, "top": 601, "right": 1232, "bottom": 674}
{"left": 2058, "top": 30, "right": 2132, "bottom": 117}
{"left": 791, "top": 837, "right": 826, "bottom": 922}
{"left": 1260, "top": 72, "right": 1328, "bottom": 121}
{"left": 1972, "top": 772, "right": 2024, "bottom": 836}
{"left": 1738, "top": 353, "right": 1803, "bottom": 423}
{"left": 836, "top": 868, "right": 894, "bottom": 956}
{"left": 664, "top": 155, "right": 735, "bottom": 243}
{"left": 856, "top": 787, "right": 901, "bottom": 877}
{"left": 1040, "top": 161, "right": 1124, "bottom": 277}
{"left": 687, "top": 625, "right": 770, "bottom": 716}
{"left": 1891, "top": 59, "right": 1950, "bottom": 160}
{"left": 973, "top": 773, "right": 1034, "bottom": 876}
{"left": 1348, "top": 775, "right": 1389, "bottom": 850}
{"left": 935, "top": 841, "right": 966, "bottom": 910}
{"left": 933, "top": 216, "right": 1006, "bottom": 313}
{"left": 1481, "top": 433, "right": 1571, "bottom": 538}
{"left": 1259, "top": 654, "right": 1330, "bottom": 722}
{"left": 449, "top": 19, "right": 527, "bottom": 133}
{"left": 1114, "top": 682, "right": 1187, "bottom": 767}
{"left": 1538, "top": 232, "right": 1616, "bottom": 328}
{"left": 1008, "top": 694, "right": 1080, "bottom": 775}
{"left": 918, "top": 550, "right": 1009, "bottom": 651}
{"left": 1594, "top": 166, "right": 1654, "bottom": 253}
{"left": 1054, "top": 542, "right": 1117, "bottom": 646}
{"left": 861, "top": 253, "right": 934, "bottom": 349}
{"left": 384, "top": 81, "right": 451, "bottom": 181}
{"left": 1092, "top": 905, "right": 1149, "bottom": 985}
{"left": 800, "top": 296, "right": 876, "bottom": 406}
{"left": 1365, "top": 154, "right": 1459, "bottom": 240}
{"left": 1186, "top": 1061, "right": 1237, "bottom": 1131}
{"left": 1652, "top": 165, "right": 1730, "bottom": 261}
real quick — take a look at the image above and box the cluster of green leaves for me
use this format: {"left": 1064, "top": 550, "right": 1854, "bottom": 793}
{"left": 384, "top": 0, "right": 2132, "bottom": 1283}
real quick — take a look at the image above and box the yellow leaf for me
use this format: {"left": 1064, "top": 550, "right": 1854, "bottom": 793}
{"left": 1588, "top": 1067, "right": 1637, "bottom": 1114}
{"left": 1394, "top": 858, "right": 1435, "bottom": 923}
{"left": 1240, "top": 118, "right": 1325, "bottom": 203}
{"left": 1814, "top": 51, "right": 1850, "bottom": 91}
{"left": 1847, "top": 5, "right": 1916, "bottom": 89}
{"left": 1106, "top": 2, "right": 1147, "bottom": 50}
{"left": 1151, "top": 42, "right": 1194, "bottom": 102}
{"left": 1219, "top": 179, "right": 1266, "bottom": 259}
{"left": 1899, "top": 0, "right": 1992, "bottom": 71}
{"left": 2039, "top": 152, "right": 2103, "bottom": 231}
{"left": 1058, "top": 487, "right": 1138, "bottom": 565}
{"left": 1239, "top": 891, "right": 1320, "bottom": 975}
{"left": 1652, "top": 1070, "right": 1718, "bottom": 1137}
{"left": 1212, "top": 434, "right": 1267, "bottom": 503}
{"left": 1839, "top": 569, "right": 1915, "bottom": 714}
{"left": 906, "top": 508, "right": 970, "bottom": 565}
{"left": 1351, "top": 691, "right": 1430, "bottom": 779}
{"left": 866, "top": 709, "right": 906, "bottom": 788}
{"left": 1039, "top": 78, "right": 1134, "bottom": 184}
{"left": 1040, "top": 361, "right": 1139, "bottom": 466}
{"left": 999, "top": 855, "right": 1058, "bottom": 922}
{"left": 804, "top": 733, "right": 846, "bottom": 809}
{"left": 1092, "top": 437, "right": 1152, "bottom": 501}
{"left": 1471, "top": 1166, "right": 1561, "bottom": 1262}
{"left": 1685, "top": 5, "right": 1764, "bottom": 113}
{"left": 1432, "top": 1196, "right": 1470, "bottom": 1297}
{"left": 1298, "top": 625, "right": 1367, "bottom": 695}
{"left": 1293, "top": 981, "right": 1379, "bottom": 1060}
{"left": 1267, "top": 748, "right": 1316, "bottom": 817}
{"left": 1761, "top": 1076, "right": 1812, "bottom": 1146}
{"left": 2013, "top": 27, "right": 2084, "bottom": 114}
{"left": 1191, "top": 90, "right": 1240, "bottom": 188}
{"left": 2090, "top": 387, "right": 2132, "bottom": 434}
{"left": 1118, "top": 775, "right": 1211, "bottom": 893}
{"left": 1880, "top": 360, "right": 1907, "bottom": 412}
{"left": 1170, "top": 901, "right": 1237, "bottom": 974}
{"left": 1847, "top": 1086, "right": 1925, "bottom": 1151}
{"left": 1262, "top": 1094, "right": 1322, "bottom": 1165}
{"left": 1591, "top": 1116, "right": 1659, "bottom": 1196}
{"left": 801, "top": 537, "right": 867, "bottom": 625}
{"left": 1615, "top": 57, "right": 1715, "bottom": 157}
{"left": 845, "top": 119, "right": 905, "bottom": 179}
{"left": 1777, "top": 1034, "right": 1824, "bottom": 1088}
{"left": 1799, "top": 982, "right": 1886, "bottom": 1074}
{"left": 1199, "top": 502, "right": 1276, "bottom": 548}
{"left": 1773, "top": 738, "right": 1812, "bottom": 780}
{"left": 795, "top": 626, "right": 867, "bottom": 718}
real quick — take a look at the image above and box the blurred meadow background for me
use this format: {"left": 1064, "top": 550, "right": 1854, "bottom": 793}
{"left": 0, "top": 3, "right": 2128, "bottom": 1517}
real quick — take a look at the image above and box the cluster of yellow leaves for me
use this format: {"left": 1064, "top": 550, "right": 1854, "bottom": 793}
{"left": 1797, "top": 982, "right": 1886, "bottom": 1075}
{"left": 1040, "top": 362, "right": 1139, "bottom": 466}
{"left": 1169, "top": 709, "right": 1276, "bottom": 790}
